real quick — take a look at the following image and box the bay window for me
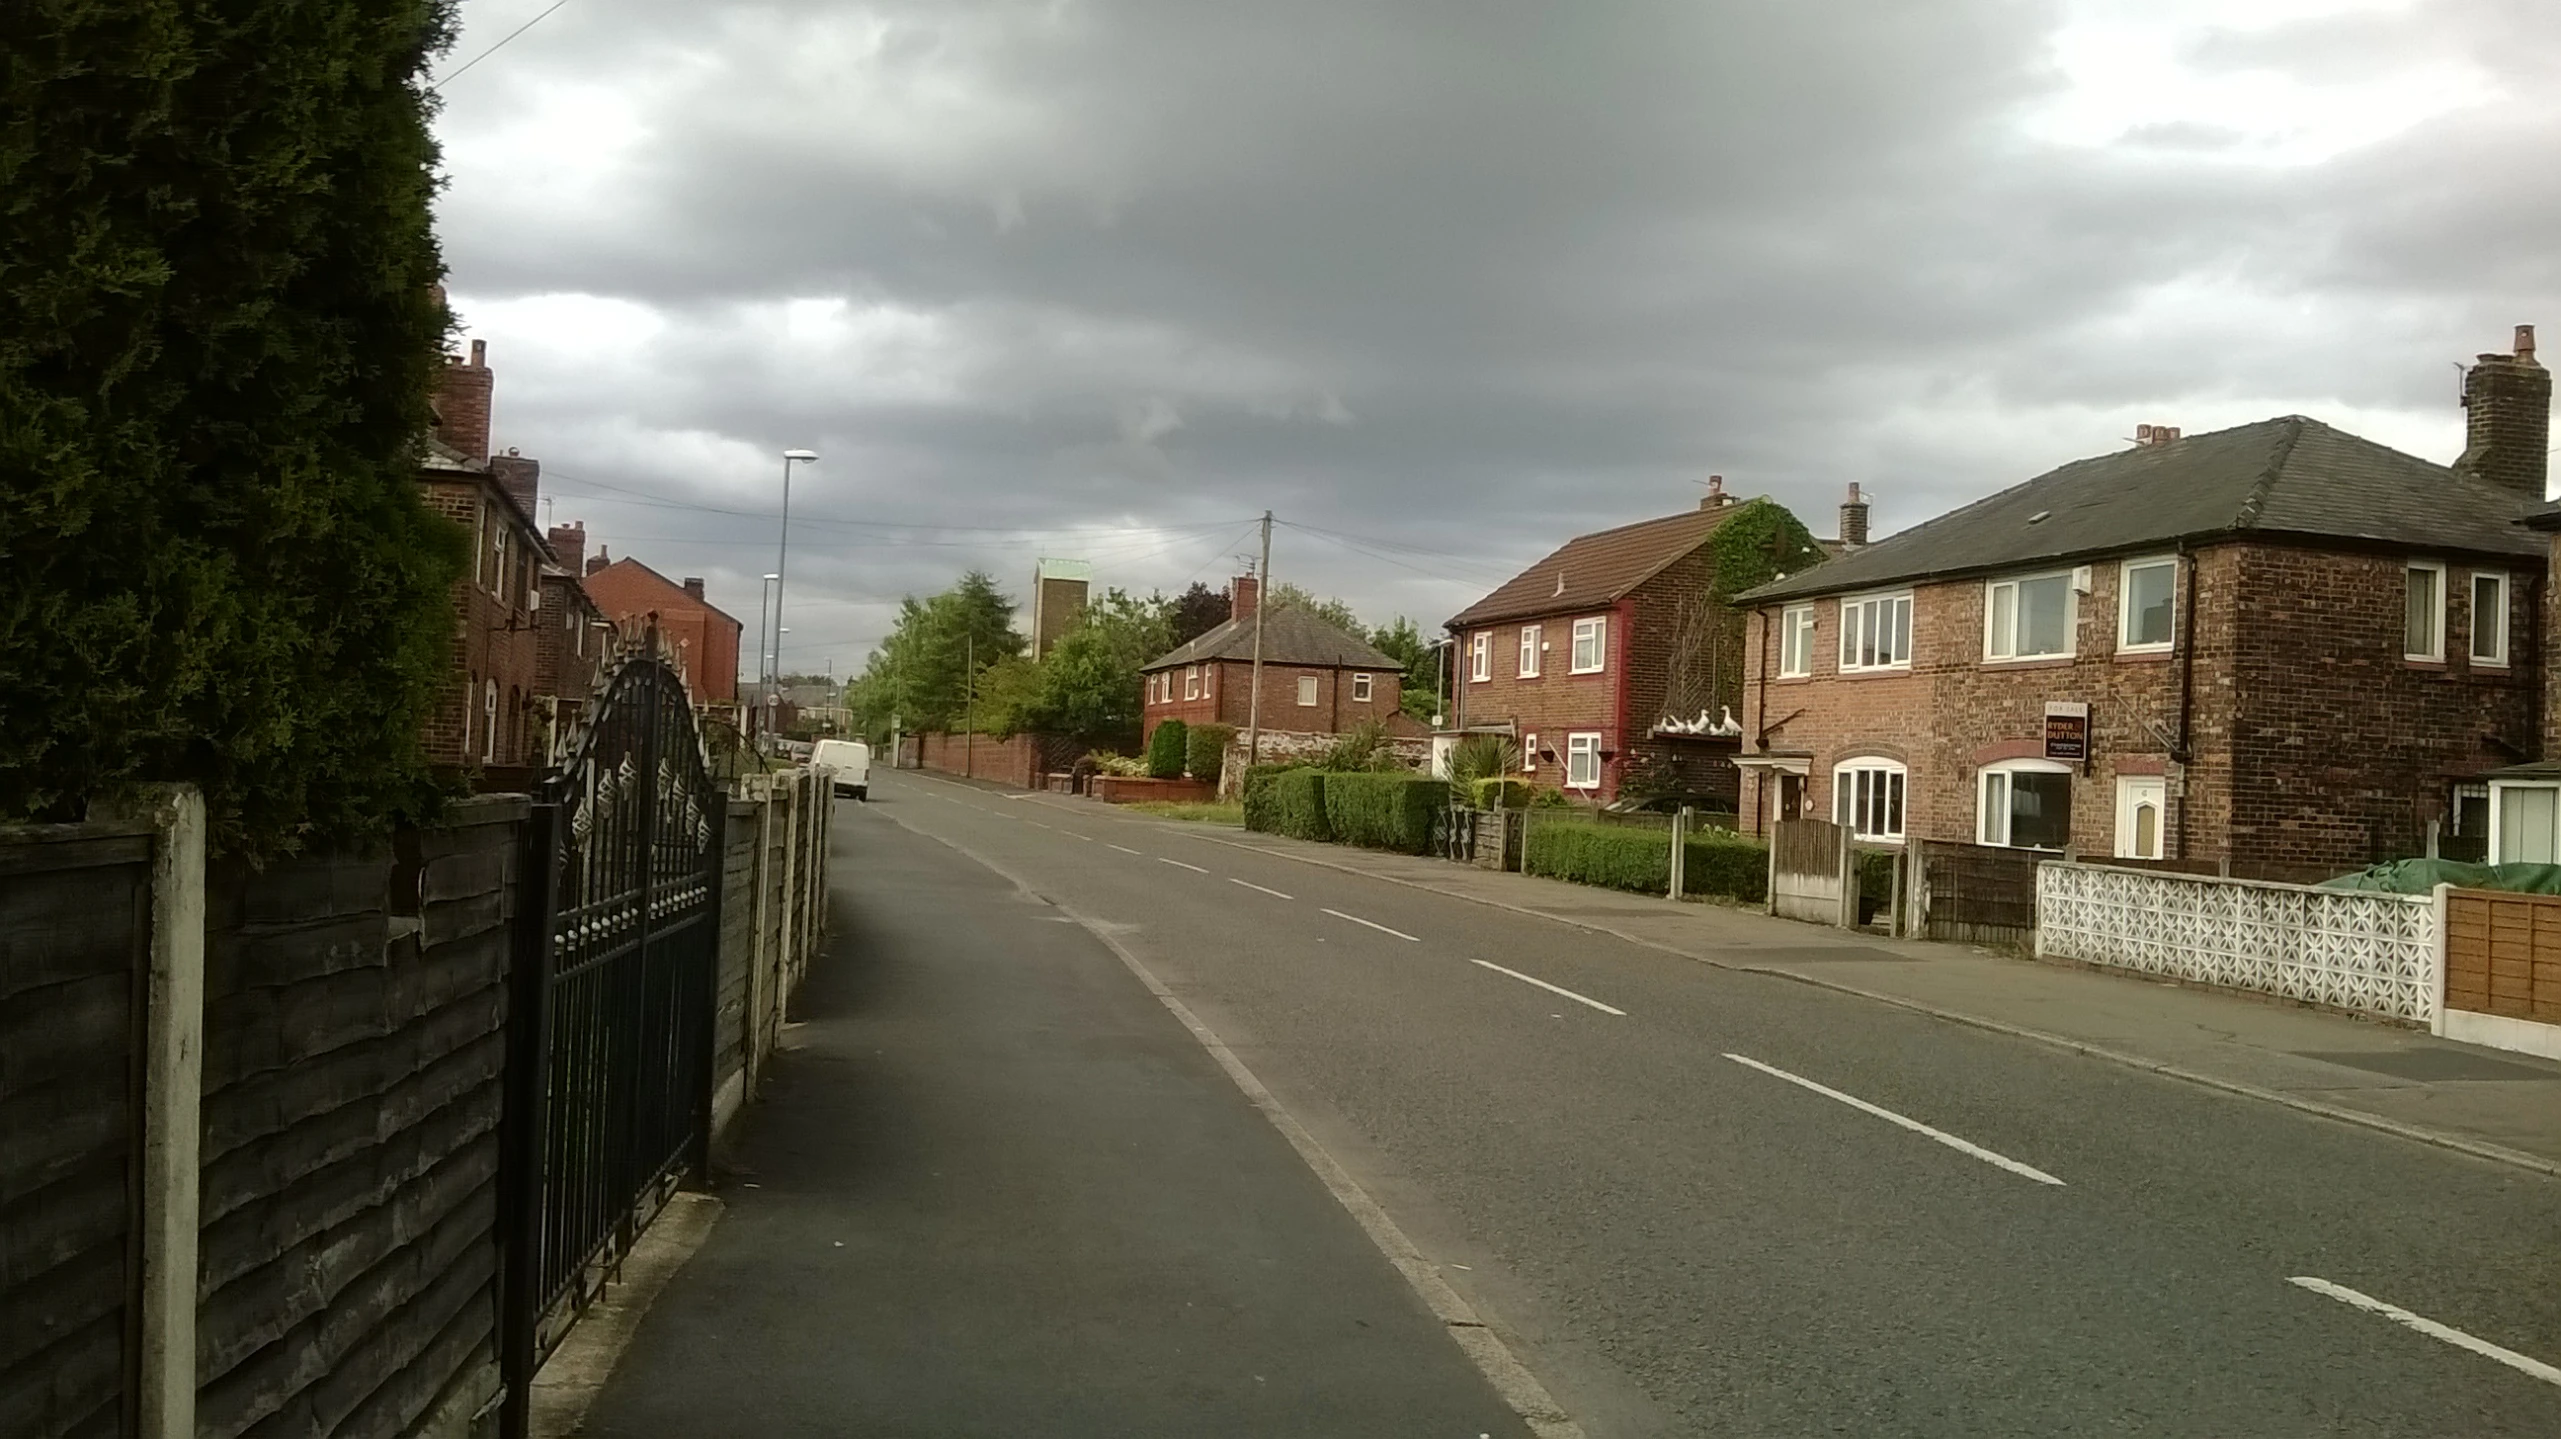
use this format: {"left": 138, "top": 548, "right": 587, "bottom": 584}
{"left": 1833, "top": 759, "right": 1906, "bottom": 840}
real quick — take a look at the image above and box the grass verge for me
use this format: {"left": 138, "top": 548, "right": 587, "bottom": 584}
{"left": 1123, "top": 800, "right": 1245, "bottom": 826}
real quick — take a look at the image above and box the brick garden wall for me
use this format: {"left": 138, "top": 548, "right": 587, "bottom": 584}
{"left": 912, "top": 731, "right": 1086, "bottom": 787}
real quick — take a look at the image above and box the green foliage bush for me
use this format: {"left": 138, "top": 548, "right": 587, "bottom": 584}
{"left": 1240, "top": 764, "right": 1291, "bottom": 833}
{"left": 1145, "top": 719, "right": 1188, "bottom": 779}
{"left": 1321, "top": 772, "right": 1450, "bottom": 854}
{"left": 1471, "top": 777, "right": 1531, "bottom": 810}
{"left": 1522, "top": 821, "right": 1769, "bottom": 902}
{"left": 1187, "top": 722, "right": 1235, "bottom": 787}
{"left": 1317, "top": 718, "right": 1403, "bottom": 773}
{"left": 1447, "top": 733, "right": 1519, "bottom": 790}
{"left": 1271, "top": 768, "right": 1331, "bottom": 842}
{"left": 1, "top": 0, "right": 470, "bottom": 853}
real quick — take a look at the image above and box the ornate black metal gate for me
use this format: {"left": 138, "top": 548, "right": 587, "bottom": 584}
{"left": 499, "top": 653, "right": 723, "bottom": 1437}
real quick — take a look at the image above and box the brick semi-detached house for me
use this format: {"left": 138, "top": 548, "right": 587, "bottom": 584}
{"left": 1140, "top": 576, "right": 1407, "bottom": 743}
{"left": 582, "top": 557, "right": 744, "bottom": 725}
{"left": 1736, "top": 328, "right": 2551, "bottom": 874}
{"left": 419, "top": 339, "right": 553, "bottom": 771}
{"left": 1447, "top": 484, "right": 1830, "bottom": 805}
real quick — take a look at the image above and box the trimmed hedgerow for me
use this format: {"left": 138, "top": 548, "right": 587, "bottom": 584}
{"left": 1523, "top": 821, "right": 1769, "bottom": 902}
{"left": 1187, "top": 722, "right": 1235, "bottom": 788}
{"left": 1470, "top": 777, "right": 1531, "bottom": 810}
{"left": 1321, "top": 771, "right": 1449, "bottom": 854}
{"left": 1240, "top": 764, "right": 1288, "bottom": 832}
{"left": 1145, "top": 718, "right": 1188, "bottom": 779}
{"left": 1271, "top": 768, "right": 1331, "bottom": 841}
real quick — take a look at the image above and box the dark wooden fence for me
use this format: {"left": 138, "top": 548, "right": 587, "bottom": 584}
{"left": 0, "top": 822, "right": 153, "bottom": 1439}
{"left": 1904, "top": 839, "right": 2043, "bottom": 946}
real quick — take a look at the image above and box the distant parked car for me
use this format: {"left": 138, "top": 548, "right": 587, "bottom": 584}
{"left": 812, "top": 739, "right": 870, "bottom": 800}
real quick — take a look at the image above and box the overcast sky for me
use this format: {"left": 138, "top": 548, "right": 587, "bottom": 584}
{"left": 431, "top": 0, "right": 2561, "bottom": 680}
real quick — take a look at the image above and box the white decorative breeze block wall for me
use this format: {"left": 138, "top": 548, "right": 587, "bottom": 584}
{"left": 2036, "top": 863, "right": 2439, "bottom": 1024}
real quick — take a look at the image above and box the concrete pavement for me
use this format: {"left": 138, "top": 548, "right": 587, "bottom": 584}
{"left": 574, "top": 785, "right": 1539, "bottom": 1437}
{"left": 870, "top": 768, "right": 2561, "bottom": 1436}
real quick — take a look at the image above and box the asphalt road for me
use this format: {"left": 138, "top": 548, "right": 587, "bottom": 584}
{"left": 857, "top": 769, "right": 2561, "bottom": 1437}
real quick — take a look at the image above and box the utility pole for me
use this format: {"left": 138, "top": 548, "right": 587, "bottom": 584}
{"left": 964, "top": 630, "right": 975, "bottom": 778}
{"left": 1245, "top": 510, "right": 1272, "bottom": 768}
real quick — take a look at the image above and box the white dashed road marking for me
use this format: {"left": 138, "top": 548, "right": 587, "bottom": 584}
{"left": 1228, "top": 878, "right": 1295, "bottom": 900}
{"left": 1469, "top": 959, "right": 1625, "bottom": 1016}
{"left": 1159, "top": 858, "right": 1211, "bottom": 874}
{"left": 1109, "top": 844, "right": 1144, "bottom": 856}
{"left": 1723, "top": 1053, "right": 2065, "bottom": 1186}
{"left": 2287, "top": 1277, "right": 2561, "bottom": 1389}
{"left": 1321, "top": 909, "right": 1421, "bottom": 943}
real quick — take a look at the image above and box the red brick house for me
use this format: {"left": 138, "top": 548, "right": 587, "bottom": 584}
{"left": 582, "top": 557, "right": 744, "bottom": 717}
{"left": 1737, "top": 333, "right": 2549, "bottom": 873}
{"left": 1446, "top": 485, "right": 1815, "bottom": 805}
{"left": 1140, "top": 576, "right": 1408, "bottom": 742}
{"left": 418, "top": 341, "right": 552, "bottom": 771}
{"left": 532, "top": 521, "right": 611, "bottom": 760}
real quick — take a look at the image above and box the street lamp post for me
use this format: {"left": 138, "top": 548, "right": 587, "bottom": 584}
{"left": 754, "top": 573, "right": 779, "bottom": 736}
{"left": 771, "top": 448, "right": 819, "bottom": 691}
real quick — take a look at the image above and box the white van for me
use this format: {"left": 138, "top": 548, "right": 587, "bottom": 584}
{"left": 812, "top": 739, "right": 871, "bottom": 801}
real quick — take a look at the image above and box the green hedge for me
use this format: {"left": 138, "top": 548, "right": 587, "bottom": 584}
{"left": 1522, "top": 822, "right": 1768, "bottom": 902}
{"left": 1321, "top": 772, "right": 1449, "bottom": 854}
{"left": 1241, "top": 765, "right": 1287, "bottom": 832}
{"left": 1145, "top": 718, "right": 1188, "bottom": 779}
{"left": 1470, "top": 777, "right": 1530, "bottom": 810}
{"left": 1270, "top": 763, "right": 1331, "bottom": 839}
{"left": 1187, "top": 722, "right": 1235, "bottom": 788}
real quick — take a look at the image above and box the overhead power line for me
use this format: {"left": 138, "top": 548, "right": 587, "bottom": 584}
{"left": 430, "top": 0, "right": 573, "bottom": 92}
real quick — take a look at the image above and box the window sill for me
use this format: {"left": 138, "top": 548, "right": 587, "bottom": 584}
{"left": 2113, "top": 647, "right": 2174, "bottom": 664}
{"left": 2403, "top": 658, "right": 2449, "bottom": 672}
{"left": 1772, "top": 672, "right": 1814, "bottom": 683}
{"left": 1980, "top": 655, "right": 2075, "bottom": 669}
{"left": 1836, "top": 667, "right": 1916, "bottom": 679}
{"left": 1567, "top": 668, "right": 1606, "bottom": 677}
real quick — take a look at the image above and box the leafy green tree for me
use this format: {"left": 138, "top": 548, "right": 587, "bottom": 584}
{"left": 1266, "top": 581, "right": 1363, "bottom": 634}
{"left": 846, "top": 571, "right": 1026, "bottom": 735}
{"left": 1, "top": 0, "right": 467, "bottom": 854}
{"left": 1367, "top": 616, "right": 1444, "bottom": 724}
{"left": 976, "top": 588, "right": 1171, "bottom": 745}
{"left": 1168, "top": 581, "right": 1230, "bottom": 644}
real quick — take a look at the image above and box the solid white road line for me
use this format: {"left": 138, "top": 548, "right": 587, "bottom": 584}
{"left": 2287, "top": 1277, "right": 2561, "bottom": 1389}
{"left": 1722, "top": 1053, "right": 2067, "bottom": 1187}
{"left": 1469, "top": 959, "right": 1626, "bottom": 1016}
{"left": 1108, "top": 844, "right": 1144, "bottom": 855}
{"left": 1159, "top": 857, "right": 1211, "bottom": 874}
{"left": 1321, "top": 908, "right": 1421, "bottom": 943}
{"left": 1229, "top": 878, "right": 1295, "bottom": 900}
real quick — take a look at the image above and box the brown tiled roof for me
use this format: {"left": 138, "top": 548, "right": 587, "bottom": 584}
{"left": 1448, "top": 503, "right": 1743, "bottom": 630}
{"left": 1143, "top": 604, "right": 1402, "bottom": 672}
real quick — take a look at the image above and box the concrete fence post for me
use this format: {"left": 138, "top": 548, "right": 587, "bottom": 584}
{"left": 121, "top": 785, "right": 206, "bottom": 1439}
{"left": 744, "top": 775, "right": 773, "bottom": 1091}
{"left": 2429, "top": 881, "right": 2452, "bottom": 1037}
{"left": 1667, "top": 807, "right": 1688, "bottom": 900}
{"left": 1835, "top": 828, "right": 1858, "bottom": 930}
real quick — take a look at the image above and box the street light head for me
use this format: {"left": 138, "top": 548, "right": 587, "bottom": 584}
{"left": 782, "top": 449, "right": 819, "bottom": 463}
{"left": 764, "top": 573, "right": 780, "bottom": 581}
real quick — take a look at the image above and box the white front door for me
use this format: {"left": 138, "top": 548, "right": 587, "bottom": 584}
{"left": 2114, "top": 776, "right": 2165, "bottom": 859}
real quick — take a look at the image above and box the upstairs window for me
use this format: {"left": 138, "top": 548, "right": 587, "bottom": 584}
{"left": 1986, "top": 572, "right": 2073, "bottom": 661}
{"left": 1351, "top": 672, "right": 1373, "bottom": 702}
{"left": 1185, "top": 666, "right": 1200, "bottom": 701}
{"left": 2472, "top": 571, "right": 2510, "bottom": 667}
{"left": 1518, "top": 625, "right": 1541, "bottom": 678}
{"left": 1570, "top": 617, "right": 1606, "bottom": 673}
{"left": 2406, "top": 562, "right": 2446, "bottom": 661}
{"left": 1778, "top": 605, "right": 1816, "bottom": 678}
{"left": 1833, "top": 760, "right": 1906, "bottom": 840}
{"left": 1297, "top": 675, "right": 1319, "bottom": 706}
{"left": 1839, "top": 592, "right": 1913, "bottom": 672}
{"left": 1470, "top": 630, "right": 1492, "bottom": 682}
{"left": 2119, "top": 558, "right": 2176, "bottom": 652}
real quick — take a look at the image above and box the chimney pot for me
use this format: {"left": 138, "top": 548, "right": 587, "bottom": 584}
{"left": 2520, "top": 324, "right": 2538, "bottom": 362}
{"left": 1700, "top": 474, "right": 1727, "bottom": 510}
{"left": 470, "top": 339, "right": 486, "bottom": 367}
{"left": 2458, "top": 322, "right": 2552, "bottom": 499}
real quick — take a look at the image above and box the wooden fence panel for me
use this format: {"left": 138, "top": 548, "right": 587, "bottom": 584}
{"left": 1910, "top": 839, "right": 2041, "bottom": 946}
{"left": 0, "top": 825, "right": 152, "bottom": 1439}
{"left": 1771, "top": 819, "right": 1851, "bottom": 927}
{"left": 2444, "top": 889, "right": 2561, "bottom": 1024}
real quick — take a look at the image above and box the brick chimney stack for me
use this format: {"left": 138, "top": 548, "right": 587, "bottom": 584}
{"left": 1699, "top": 474, "right": 1731, "bottom": 510}
{"left": 586, "top": 547, "right": 610, "bottom": 578}
{"left": 2459, "top": 324, "right": 2551, "bottom": 500}
{"left": 1231, "top": 574, "right": 1260, "bottom": 621}
{"left": 682, "top": 577, "right": 706, "bottom": 601}
{"left": 487, "top": 448, "right": 540, "bottom": 523}
{"left": 546, "top": 522, "right": 585, "bottom": 575}
{"left": 1839, "top": 482, "right": 1870, "bottom": 548}
{"left": 430, "top": 339, "right": 495, "bottom": 462}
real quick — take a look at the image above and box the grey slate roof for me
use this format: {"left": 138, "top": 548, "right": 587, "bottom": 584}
{"left": 1741, "top": 416, "right": 2545, "bottom": 604}
{"left": 1142, "top": 605, "right": 1402, "bottom": 673}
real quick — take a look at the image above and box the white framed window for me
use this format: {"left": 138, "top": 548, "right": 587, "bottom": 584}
{"left": 2115, "top": 776, "right": 2165, "bottom": 860}
{"left": 1351, "top": 672, "right": 1373, "bottom": 702}
{"left": 1185, "top": 666, "right": 1200, "bottom": 701}
{"left": 1521, "top": 733, "right": 1538, "bottom": 773}
{"left": 1470, "top": 630, "right": 1492, "bottom": 682}
{"left": 1985, "top": 571, "right": 2075, "bottom": 661}
{"left": 1570, "top": 617, "right": 1606, "bottom": 674}
{"left": 481, "top": 681, "right": 498, "bottom": 764}
{"left": 2119, "top": 557, "right": 2176, "bottom": 652}
{"left": 2406, "top": 561, "right": 2446, "bottom": 661}
{"left": 2491, "top": 782, "right": 2561, "bottom": 864}
{"left": 1833, "top": 760, "right": 1906, "bottom": 840}
{"left": 1297, "top": 674, "right": 1319, "bottom": 706}
{"left": 1519, "top": 625, "right": 1542, "bottom": 678}
{"left": 490, "top": 525, "right": 507, "bottom": 598}
{"left": 1979, "top": 758, "right": 2073, "bottom": 850}
{"left": 1204, "top": 666, "right": 1216, "bottom": 696}
{"left": 1565, "top": 732, "right": 1602, "bottom": 789}
{"left": 2471, "top": 570, "right": 2510, "bottom": 667}
{"left": 1839, "top": 592, "right": 1914, "bottom": 672}
{"left": 1778, "top": 605, "right": 1816, "bottom": 678}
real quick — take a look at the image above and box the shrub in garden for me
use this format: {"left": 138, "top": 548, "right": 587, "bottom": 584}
{"left": 1321, "top": 772, "right": 1450, "bottom": 854}
{"left": 1145, "top": 718, "right": 1188, "bottom": 779}
{"left": 1186, "top": 722, "right": 1235, "bottom": 787}
{"left": 1523, "top": 822, "right": 1669, "bottom": 892}
{"left": 1241, "top": 765, "right": 1289, "bottom": 832}
{"left": 1470, "top": 777, "right": 1530, "bottom": 810}
{"left": 1272, "top": 768, "right": 1331, "bottom": 841}
{"left": 1446, "top": 733, "right": 1519, "bottom": 789}
{"left": 1317, "top": 719, "right": 1402, "bottom": 772}
{"left": 1683, "top": 833, "right": 1769, "bottom": 903}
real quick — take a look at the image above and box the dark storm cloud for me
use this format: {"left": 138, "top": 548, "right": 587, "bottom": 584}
{"left": 431, "top": 0, "right": 2561, "bottom": 671}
